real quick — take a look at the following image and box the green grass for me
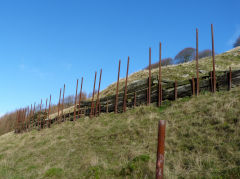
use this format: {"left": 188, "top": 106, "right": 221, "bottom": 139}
{"left": 100, "top": 47, "right": 240, "bottom": 97}
{"left": 0, "top": 87, "right": 240, "bottom": 178}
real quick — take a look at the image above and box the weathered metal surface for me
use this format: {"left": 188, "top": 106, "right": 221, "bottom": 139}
{"left": 149, "top": 47, "right": 151, "bottom": 105}
{"left": 123, "top": 57, "right": 130, "bottom": 112}
{"left": 90, "top": 72, "right": 97, "bottom": 117}
{"left": 196, "top": 28, "right": 199, "bottom": 96}
{"left": 211, "top": 24, "right": 216, "bottom": 92}
{"left": 48, "top": 95, "right": 51, "bottom": 127}
{"left": 74, "top": 79, "right": 79, "bottom": 121}
{"left": 58, "top": 88, "right": 62, "bottom": 123}
{"left": 96, "top": 69, "right": 102, "bottom": 116}
{"left": 115, "top": 60, "right": 121, "bottom": 113}
{"left": 62, "top": 84, "right": 65, "bottom": 121}
{"left": 156, "top": 120, "right": 166, "bottom": 179}
{"left": 78, "top": 78, "right": 83, "bottom": 118}
{"left": 158, "top": 43, "right": 162, "bottom": 107}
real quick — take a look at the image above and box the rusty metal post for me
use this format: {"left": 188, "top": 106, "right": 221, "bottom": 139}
{"left": 134, "top": 92, "right": 136, "bottom": 107}
{"left": 96, "top": 69, "right": 102, "bottom": 116}
{"left": 74, "top": 79, "right": 79, "bottom": 121}
{"left": 211, "top": 24, "right": 216, "bottom": 93}
{"left": 33, "top": 103, "right": 36, "bottom": 127}
{"left": 115, "top": 60, "right": 121, "bottom": 113}
{"left": 62, "top": 84, "right": 65, "bottom": 121}
{"left": 123, "top": 57, "right": 130, "bottom": 112}
{"left": 26, "top": 106, "right": 30, "bottom": 130}
{"left": 156, "top": 120, "right": 166, "bottom": 179}
{"left": 29, "top": 104, "right": 32, "bottom": 129}
{"left": 174, "top": 81, "right": 177, "bottom": 100}
{"left": 90, "top": 72, "right": 97, "bottom": 117}
{"left": 78, "top": 78, "right": 83, "bottom": 118}
{"left": 58, "top": 88, "right": 62, "bottom": 123}
{"left": 196, "top": 28, "right": 199, "bottom": 96}
{"left": 158, "top": 43, "right": 162, "bottom": 107}
{"left": 192, "top": 77, "right": 195, "bottom": 96}
{"left": 38, "top": 99, "right": 42, "bottom": 128}
{"left": 149, "top": 47, "right": 151, "bottom": 105}
{"left": 229, "top": 67, "right": 232, "bottom": 91}
{"left": 48, "top": 95, "right": 51, "bottom": 127}
{"left": 44, "top": 99, "right": 48, "bottom": 128}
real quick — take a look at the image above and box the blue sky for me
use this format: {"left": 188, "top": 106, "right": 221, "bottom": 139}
{"left": 0, "top": 0, "right": 239, "bottom": 116}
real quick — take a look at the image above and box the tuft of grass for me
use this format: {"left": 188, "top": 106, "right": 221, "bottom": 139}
{"left": 44, "top": 168, "right": 64, "bottom": 178}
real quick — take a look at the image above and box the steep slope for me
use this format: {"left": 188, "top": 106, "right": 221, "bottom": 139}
{"left": 100, "top": 46, "right": 240, "bottom": 97}
{"left": 0, "top": 87, "right": 239, "bottom": 178}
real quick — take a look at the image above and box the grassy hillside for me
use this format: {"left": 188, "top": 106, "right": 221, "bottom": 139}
{"left": 0, "top": 87, "right": 239, "bottom": 178}
{"left": 100, "top": 46, "right": 240, "bottom": 97}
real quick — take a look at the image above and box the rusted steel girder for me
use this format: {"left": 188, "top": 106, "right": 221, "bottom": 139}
{"left": 62, "top": 84, "right": 65, "bottom": 121}
{"left": 48, "top": 95, "right": 51, "bottom": 127}
{"left": 90, "top": 72, "right": 97, "bottom": 117}
{"left": 158, "top": 43, "right": 162, "bottom": 107}
{"left": 211, "top": 24, "right": 216, "bottom": 92}
{"left": 74, "top": 79, "right": 79, "bottom": 121}
{"left": 58, "top": 88, "right": 62, "bottom": 123}
{"left": 149, "top": 47, "right": 151, "bottom": 105}
{"left": 38, "top": 99, "right": 42, "bottom": 128}
{"left": 156, "top": 120, "right": 166, "bottom": 179}
{"left": 123, "top": 57, "right": 130, "bottom": 112}
{"left": 196, "top": 28, "right": 199, "bottom": 96}
{"left": 115, "top": 60, "right": 121, "bottom": 113}
{"left": 96, "top": 69, "right": 102, "bottom": 116}
{"left": 78, "top": 78, "right": 83, "bottom": 118}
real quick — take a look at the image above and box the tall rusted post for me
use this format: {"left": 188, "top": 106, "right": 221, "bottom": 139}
{"left": 62, "top": 84, "right": 65, "bottom": 121}
{"left": 158, "top": 43, "right": 162, "bottom": 107}
{"left": 26, "top": 106, "right": 29, "bottom": 130}
{"left": 29, "top": 104, "right": 33, "bottom": 129}
{"left": 229, "top": 67, "right": 232, "bottom": 91}
{"left": 96, "top": 69, "right": 102, "bottom": 116}
{"left": 134, "top": 92, "right": 136, "bottom": 108}
{"left": 58, "top": 88, "right": 62, "bottom": 123}
{"left": 149, "top": 47, "right": 151, "bottom": 105}
{"left": 44, "top": 99, "right": 48, "bottom": 128}
{"left": 78, "top": 78, "right": 83, "bottom": 118}
{"left": 174, "top": 81, "right": 177, "bottom": 100}
{"left": 123, "top": 57, "right": 130, "bottom": 112}
{"left": 74, "top": 79, "right": 79, "bottom": 121}
{"left": 33, "top": 103, "right": 36, "bottom": 126}
{"left": 90, "top": 72, "right": 97, "bottom": 117}
{"left": 192, "top": 77, "right": 195, "bottom": 96}
{"left": 115, "top": 60, "right": 121, "bottom": 113}
{"left": 196, "top": 28, "right": 199, "bottom": 96}
{"left": 48, "top": 95, "right": 51, "bottom": 127}
{"left": 211, "top": 24, "right": 216, "bottom": 93}
{"left": 38, "top": 99, "right": 42, "bottom": 129}
{"left": 156, "top": 120, "right": 166, "bottom": 179}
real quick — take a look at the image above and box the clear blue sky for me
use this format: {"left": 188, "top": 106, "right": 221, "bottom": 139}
{"left": 0, "top": 0, "right": 239, "bottom": 116}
